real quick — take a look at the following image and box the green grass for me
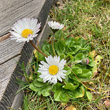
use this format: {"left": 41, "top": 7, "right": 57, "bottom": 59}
{"left": 49, "top": 0, "right": 110, "bottom": 109}
{"left": 22, "top": 92, "right": 65, "bottom": 110}
{"left": 21, "top": 0, "right": 110, "bottom": 110}
{"left": 51, "top": 0, "right": 110, "bottom": 65}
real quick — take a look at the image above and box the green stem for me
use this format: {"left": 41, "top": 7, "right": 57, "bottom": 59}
{"left": 52, "top": 36, "right": 56, "bottom": 56}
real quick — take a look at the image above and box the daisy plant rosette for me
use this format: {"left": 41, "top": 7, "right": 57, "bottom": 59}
{"left": 29, "top": 36, "right": 96, "bottom": 102}
{"left": 10, "top": 18, "right": 47, "bottom": 57}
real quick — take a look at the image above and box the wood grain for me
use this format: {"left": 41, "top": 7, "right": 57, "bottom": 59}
{"left": 0, "top": 38, "right": 24, "bottom": 64}
{"left": 0, "top": 56, "right": 21, "bottom": 101}
{"left": 0, "top": 0, "right": 45, "bottom": 36}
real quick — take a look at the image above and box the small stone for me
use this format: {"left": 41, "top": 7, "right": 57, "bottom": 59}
{"left": 104, "top": 99, "right": 110, "bottom": 107}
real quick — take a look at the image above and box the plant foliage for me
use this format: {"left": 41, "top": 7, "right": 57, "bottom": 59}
{"left": 28, "top": 31, "right": 95, "bottom": 102}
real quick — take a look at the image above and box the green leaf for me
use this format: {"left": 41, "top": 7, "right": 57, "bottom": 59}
{"left": 59, "top": 53, "right": 66, "bottom": 59}
{"left": 68, "top": 46, "right": 81, "bottom": 55}
{"left": 37, "top": 77, "right": 43, "bottom": 82}
{"left": 53, "top": 83, "right": 70, "bottom": 102}
{"left": 33, "top": 81, "right": 44, "bottom": 88}
{"left": 80, "top": 46, "right": 91, "bottom": 52}
{"left": 41, "top": 91, "right": 50, "bottom": 96}
{"left": 29, "top": 78, "right": 52, "bottom": 97}
{"left": 78, "top": 69, "right": 92, "bottom": 78}
{"left": 54, "top": 90, "right": 62, "bottom": 101}
{"left": 66, "top": 54, "right": 74, "bottom": 61}
{"left": 94, "top": 55, "right": 103, "bottom": 65}
{"left": 86, "top": 91, "right": 92, "bottom": 101}
{"left": 88, "top": 57, "right": 94, "bottom": 67}
{"left": 38, "top": 86, "right": 52, "bottom": 96}
{"left": 29, "top": 83, "right": 40, "bottom": 92}
{"left": 72, "top": 65, "right": 92, "bottom": 80}
{"left": 60, "top": 92, "right": 70, "bottom": 102}
{"left": 52, "top": 83, "right": 63, "bottom": 92}
{"left": 55, "top": 41, "right": 65, "bottom": 55}
{"left": 64, "top": 66, "right": 72, "bottom": 75}
{"left": 74, "top": 53, "right": 84, "bottom": 62}
{"left": 63, "top": 82, "right": 79, "bottom": 91}
{"left": 89, "top": 50, "right": 96, "bottom": 60}
{"left": 92, "top": 55, "right": 102, "bottom": 76}
{"left": 54, "top": 30, "right": 64, "bottom": 39}
{"left": 72, "top": 66, "right": 82, "bottom": 75}
{"left": 65, "top": 37, "right": 74, "bottom": 46}
{"left": 53, "top": 85, "right": 70, "bottom": 102}
{"left": 68, "top": 86, "right": 85, "bottom": 99}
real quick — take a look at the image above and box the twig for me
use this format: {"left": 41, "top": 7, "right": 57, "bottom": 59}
{"left": 0, "top": 33, "right": 10, "bottom": 42}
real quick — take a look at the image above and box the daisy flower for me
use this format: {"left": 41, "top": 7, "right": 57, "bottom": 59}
{"left": 10, "top": 18, "right": 41, "bottom": 42}
{"left": 48, "top": 21, "right": 64, "bottom": 30}
{"left": 38, "top": 55, "right": 67, "bottom": 84}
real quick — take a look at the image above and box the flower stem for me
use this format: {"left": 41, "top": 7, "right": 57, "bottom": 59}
{"left": 52, "top": 36, "right": 56, "bottom": 56}
{"left": 30, "top": 40, "right": 48, "bottom": 57}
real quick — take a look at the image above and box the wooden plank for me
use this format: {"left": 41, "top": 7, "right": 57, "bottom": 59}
{"left": 0, "top": 55, "right": 21, "bottom": 101}
{"left": 0, "top": 0, "right": 47, "bottom": 64}
{"left": 0, "top": 56, "right": 21, "bottom": 110}
{"left": 0, "top": 0, "right": 54, "bottom": 109}
{"left": 0, "top": 39, "right": 24, "bottom": 64}
{"left": 0, "top": 0, "right": 45, "bottom": 36}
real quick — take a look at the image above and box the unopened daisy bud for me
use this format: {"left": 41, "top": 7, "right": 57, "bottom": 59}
{"left": 86, "top": 59, "right": 89, "bottom": 64}
{"left": 48, "top": 21, "right": 64, "bottom": 30}
{"left": 82, "top": 58, "right": 89, "bottom": 65}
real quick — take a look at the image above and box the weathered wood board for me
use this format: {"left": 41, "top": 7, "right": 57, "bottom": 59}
{"left": 0, "top": 0, "right": 45, "bottom": 36}
{"left": 0, "top": 0, "right": 54, "bottom": 109}
{"left": 0, "top": 56, "right": 21, "bottom": 102}
{"left": 0, "top": 39, "right": 24, "bottom": 64}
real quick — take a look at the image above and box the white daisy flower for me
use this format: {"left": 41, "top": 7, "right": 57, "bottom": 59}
{"left": 48, "top": 21, "right": 64, "bottom": 30}
{"left": 38, "top": 55, "right": 67, "bottom": 84}
{"left": 10, "top": 18, "right": 41, "bottom": 42}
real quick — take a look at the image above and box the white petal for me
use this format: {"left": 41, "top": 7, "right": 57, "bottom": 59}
{"left": 40, "top": 61, "right": 49, "bottom": 68}
{"left": 45, "top": 55, "right": 53, "bottom": 65}
{"left": 58, "top": 59, "right": 66, "bottom": 70}
{"left": 38, "top": 56, "right": 67, "bottom": 84}
{"left": 10, "top": 31, "right": 21, "bottom": 38}
{"left": 10, "top": 18, "right": 41, "bottom": 43}
{"left": 38, "top": 70, "right": 48, "bottom": 74}
{"left": 56, "top": 74, "right": 62, "bottom": 82}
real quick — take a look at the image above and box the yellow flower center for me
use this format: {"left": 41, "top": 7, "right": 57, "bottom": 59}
{"left": 49, "top": 65, "right": 59, "bottom": 75}
{"left": 21, "top": 29, "right": 33, "bottom": 38}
